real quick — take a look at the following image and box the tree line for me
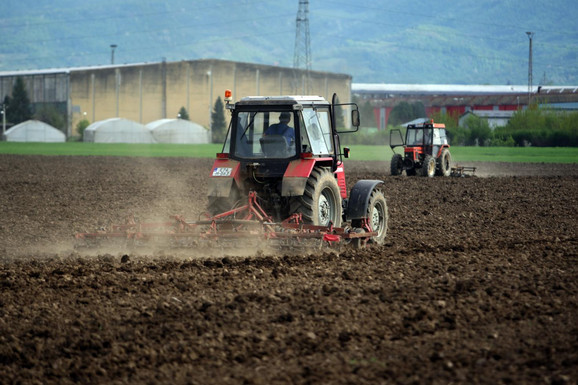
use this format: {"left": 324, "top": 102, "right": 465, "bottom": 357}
{"left": 431, "top": 107, "right": 578, "bottom": 147}
{"left": 349, "top": 98, "right": 578, "bottom": 147}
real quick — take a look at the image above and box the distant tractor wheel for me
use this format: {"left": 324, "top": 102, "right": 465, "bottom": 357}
{"left": 291, "top": 167, "right": 342, "bottom": 227}
{"left": 406, "top": 167, "right": 417, "bottom": 176}
{"left": 390, "top": 154, "right": 403, "bottom": 176}
{"left": 421, "top": 155, "right": 436, "bottom": 177}
{"left": 436, "top": 148, "right": 452, "bottom": 177}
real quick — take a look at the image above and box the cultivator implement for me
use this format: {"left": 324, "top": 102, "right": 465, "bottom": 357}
{"left": 450, "top": 165, "right": 477, "bottom": 177}
{"left": 75, "top": 191, "right": 376, "bottom": 251}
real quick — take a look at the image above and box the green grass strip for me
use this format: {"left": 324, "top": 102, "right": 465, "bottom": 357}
{"left": 0, "top": 142, "right": 576, "bottom": 163}
{"left": 0, "top": 142, "right": 223, "bottom": 158}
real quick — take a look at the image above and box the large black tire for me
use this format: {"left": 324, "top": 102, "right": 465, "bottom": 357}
{"left": 390, "top": 154, "right": 403, "bottom": 176}
{"left": 366, "top": 189, "right": 388, "bottom": 244}
{"left": 420, "top": 155, "right": 436, "bottom": 177}
{"left": 351, "top": 189, "right": 388, "bottom": 246}
{"left": 291, "top": 167, "right": 342, "bottom": 227}
{"left": 436, "top": 148, "right": 452, "bottom": 177}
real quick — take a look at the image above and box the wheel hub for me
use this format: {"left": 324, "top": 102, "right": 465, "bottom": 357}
{"left": 371, "top": 205, "right": 382, "bottom": 233}
{"left": 318, "top": 192, "right": 332, "bottom": 225}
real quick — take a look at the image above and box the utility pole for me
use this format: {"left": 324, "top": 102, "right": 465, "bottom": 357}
{"left": 526, "top": 32, "right": 534, "bottom": 106}
{"left": 110, "top": 44, "right": 117, "bottom": 65}
{"left": 1, "top": 104, "right": 5, "bottom": 140}
{"left": 293, "top": 0, "right": 311, "bottom": 94}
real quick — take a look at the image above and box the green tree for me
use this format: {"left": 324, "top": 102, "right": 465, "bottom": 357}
{"left": 429, "top": 110, "right": 463, "bottom": 144}
{"left": 76, "top": 119, "right": 90, "bottom": 140}
{"left": 34, "top": 105, "right": 66, "bottom": 131}
{"left": 211, "top": 96, "right": 227, "bottom": 143}
{"left": 411, "top": 101, "right": 426, "bottom": 119}
{"left": 7, "top": 77, "right": 32, "bottom": 124}
{"left": 496, "top": 107, "right": 578, "bottom": 147}
{"left": 389, "top": 101, "right": 425, "bottom": 126}
{"left": 178, "top": 106, "right": 190, "bottom": 120}
{"left": 462, "top": 114, "right": 492, "bottom": 146}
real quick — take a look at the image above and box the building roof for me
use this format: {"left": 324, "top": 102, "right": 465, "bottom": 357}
{"left": 0, "top": 58, "right": 351, "bottom": 79}
{"left": 352, "top": 83, "right": 578, "bottom": 96}
{"left": 461, "top": 110, "right": 516, "bottom": 119}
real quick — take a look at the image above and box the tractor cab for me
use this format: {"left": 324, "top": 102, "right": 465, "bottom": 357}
{"left": 222, "top": 96, "right": 336, "bottom": 163}
{"left": 208, "top": 92, "right": 359, "bottom": 220}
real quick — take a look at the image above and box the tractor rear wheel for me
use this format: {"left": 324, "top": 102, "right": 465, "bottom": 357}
{"left": 436, "top": 148, "right": 452, "bottom": 176}
{"left": 390, "top": 154, "right": 403, "bottom": 176}
{"left": 352, "top": 189, "right": 388, "bottom": 245}
{"left": 291, "top": 167, "right": 342, "bottom": 227}
{"left": 421, "top": 155, "right": 436, "bottom": 177}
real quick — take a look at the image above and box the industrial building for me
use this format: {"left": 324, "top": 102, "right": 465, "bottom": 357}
{"left": 0, "top": 59, "right": 352, "bottom": 137}
{"left": 352, "top": 83, "right": 578, "bottom": 129}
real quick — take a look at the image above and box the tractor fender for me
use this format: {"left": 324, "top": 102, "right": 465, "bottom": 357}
{"left": 345, "top": 179, "right": 384, "bottom": 220}
{"left": 207, "top": 159, "right": 242, "bottom": 197}
{"left": 281, "top": 159, "right": 316, "bottom": 196}
{"left": 281, "top": 158, "right": 337, "bottom": 197}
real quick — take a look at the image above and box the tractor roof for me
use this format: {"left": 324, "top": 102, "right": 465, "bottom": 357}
{"left": 408, "top": 121, "right": 446, "bottom": 129}
{"left": 236, "top": 95, "right": 330, "bottom": 107}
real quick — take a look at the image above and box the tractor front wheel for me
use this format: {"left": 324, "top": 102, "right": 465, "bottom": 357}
{"left": 355, "top": 189, "right": 388, "bottom": 245}
{"left": 421, "top": 155, "right": 436, "bottom": 177}
{"left": 390, "top": 154, "right": 403, "bottom": 176}
{"left": 291, "top": 167, "right": 342, "bottom": 227}
{"left": 436, "top": 148, "right": 452, "bottom": 176}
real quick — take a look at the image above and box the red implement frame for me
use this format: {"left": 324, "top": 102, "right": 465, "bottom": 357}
{"left": 75, "top": 191, "right": 376, "bottom": 249}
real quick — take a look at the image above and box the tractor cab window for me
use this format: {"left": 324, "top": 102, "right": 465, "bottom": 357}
{"left": 433, "top": 129, "right": 448, "bottom": 146}
{"left": 301, "top": 107, "right": 333, "bottom": 155}
{"left": 406, "top": 129, "right": 422, "bottom": 146}
{"left": 406, "top": 128, "right": 432, "bottom": 146}
{"left": 230, "top": 111, "right": 297, "bottom": 159}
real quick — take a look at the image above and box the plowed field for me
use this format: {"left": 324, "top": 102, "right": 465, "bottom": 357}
{"left": 0, "top": 155, "right": 576, "bottom": 384}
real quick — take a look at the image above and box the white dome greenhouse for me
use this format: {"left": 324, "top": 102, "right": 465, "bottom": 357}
{"left": 84, "top": 118, "right": 155, "bottom": 143}
{"left": 4, "top": 120, "right": 66, "bottom": 142}
{"left": 147, "top": 119, "right": 210, "bottom": 144}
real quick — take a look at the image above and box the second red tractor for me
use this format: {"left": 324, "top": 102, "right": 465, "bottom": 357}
{"left": 389, "top": 120, "right": 452, "bottom": 177}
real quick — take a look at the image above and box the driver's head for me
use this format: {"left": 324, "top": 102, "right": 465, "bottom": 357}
{"left": 279, "top": 112, "right": 291, "bottom": 123}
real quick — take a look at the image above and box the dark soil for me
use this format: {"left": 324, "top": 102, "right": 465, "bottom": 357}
{"left": 0, "top": 155, "right": 576, "bottom": 385}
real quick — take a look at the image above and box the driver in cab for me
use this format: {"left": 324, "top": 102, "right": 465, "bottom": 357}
{"left": 261, "top": 112, "right": 295, "bottom": 156}
{"left": 264, "top": 112, "right": 295, "bottom": 143}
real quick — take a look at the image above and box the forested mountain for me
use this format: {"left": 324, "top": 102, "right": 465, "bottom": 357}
{"left": 1, "top": 0, "right": 577, "bottom": 85}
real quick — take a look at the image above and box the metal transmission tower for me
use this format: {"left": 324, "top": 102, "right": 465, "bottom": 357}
{"left": 293, "top": 0, "right": 312, "bottom": 93}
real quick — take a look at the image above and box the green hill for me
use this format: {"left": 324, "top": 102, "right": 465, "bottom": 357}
{"left": 1, "top": 0, "right": 576, "bottom": 85}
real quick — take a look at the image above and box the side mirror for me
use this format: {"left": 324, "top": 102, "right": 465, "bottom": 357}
{"left": 351, "top": 110, "right": 360, "bottom": 127}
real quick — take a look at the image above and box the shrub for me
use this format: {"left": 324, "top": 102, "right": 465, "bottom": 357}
{"left": 76, "top": 119, "right": 90, "bottom": 140}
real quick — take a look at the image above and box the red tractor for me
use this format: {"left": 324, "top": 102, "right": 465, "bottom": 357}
{"left": 389, "top": 120, "right": 452, "bottom": 177}
{"left": 206, "top": 92, "right": 388, "bottom": 246}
